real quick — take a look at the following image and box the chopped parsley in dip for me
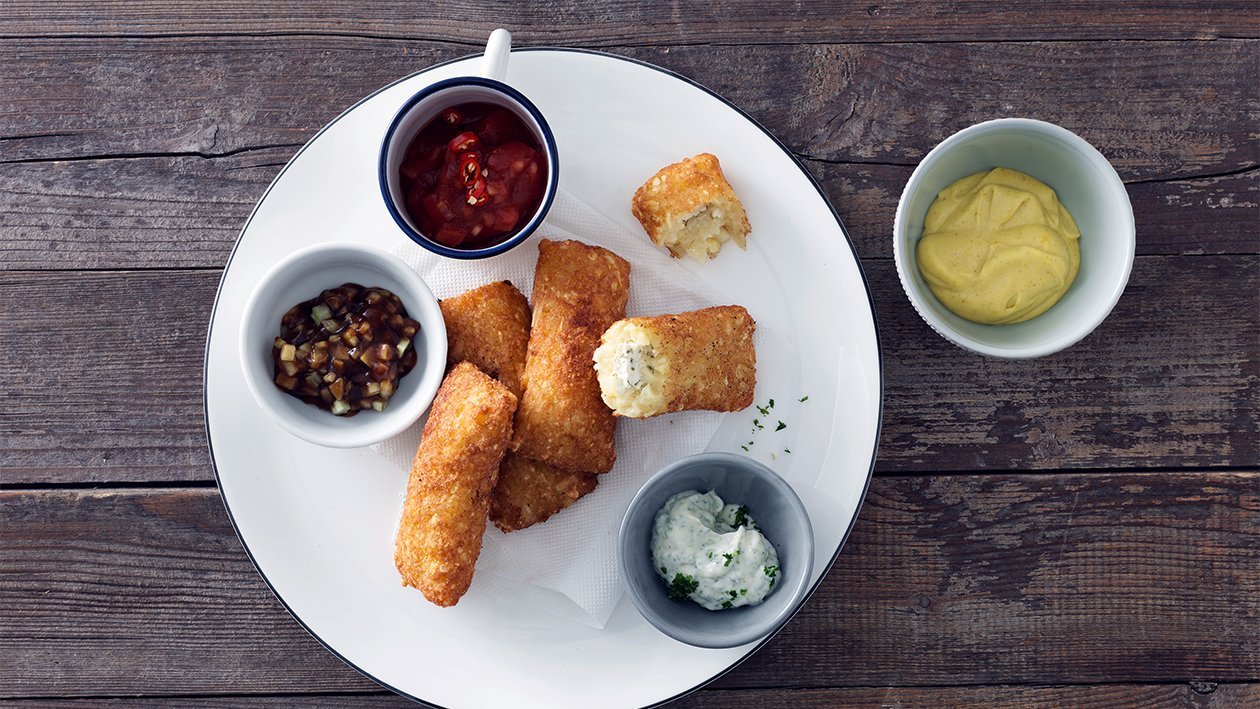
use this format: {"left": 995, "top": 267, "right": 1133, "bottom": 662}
{"left": 651, "top": 490, "right": 780, "bottom": 611}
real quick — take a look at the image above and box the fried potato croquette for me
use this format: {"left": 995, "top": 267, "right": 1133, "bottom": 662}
{"left": 439, "top": 281, "right": 531, "bottom": 400}
{"left": 631, "top": 153, "right": 751, "bottom": 261}
{"left": 490, "top": 454, "right": 599, "bottom": 532}
{"left": 593, "top": 305, "right": 756, "bottom": 418}
{"left": 511, "top": 239, "right": 630, "bottom": 474}
{"left": 394, "top": 362, "right": 517, "bottom": 607}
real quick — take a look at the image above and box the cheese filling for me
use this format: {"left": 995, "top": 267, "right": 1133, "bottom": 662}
{"left": 662, "top": 203, "right": 738, "bottom": 262}
{"left": 593, "top": 322, "right": 669, "bottom": 417}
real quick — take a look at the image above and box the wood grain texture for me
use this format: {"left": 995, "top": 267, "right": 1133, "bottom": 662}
{"left": 1, "top": 473, "right": 1254, "bottom": 696}
{"left": 2, "top": 154, "right": 1255, "bottom": 271}
{"left": 2, "top": 37, "right": 1255, "bottom": 270}
{"left": 876, "top": 255, "right": 1259, "bottom": 474}
{"left": 0, "top": 149, "right": 294, "bottom": 270}
{"left": 1, "top": 38, "right": 1253, "bottom": 176}
{"left": 736, "top": 471, "right": 1260, "bottom": 688}
{"left": 1, "top": 6, "right": 1255, "bottom": 703}
{"left": 3, "top": 683, "right": 1258, "bottom": 707}
{"left": 0, "top": 271, "right": 217, "bottom": 484}
{"left": 0, "top": 489, "right": 379, "bottom": 698}
{"left": 810, "top": 162, "right": 1260, "bottom": 261}
{"left": 0, "top": 1, "right": 1256, "bottom": 43}
{"left": 1, "top": 254, "right": 1255, "bottom": 484}
{"left": 681, "top": 684, "right": 1260, "bottom": 709}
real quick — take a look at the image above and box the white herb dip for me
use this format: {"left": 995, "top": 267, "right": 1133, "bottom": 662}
{"left": 651, "top": 490, "right": 780, "bottom": 610}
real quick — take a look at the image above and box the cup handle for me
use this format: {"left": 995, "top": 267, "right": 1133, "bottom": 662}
{"left": 480, "top": 29, "right": 511, "bottom": 82}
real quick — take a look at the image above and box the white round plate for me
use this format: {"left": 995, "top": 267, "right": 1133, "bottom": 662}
{"left": 205, "top": 49, "right": 882, "bottom": 708}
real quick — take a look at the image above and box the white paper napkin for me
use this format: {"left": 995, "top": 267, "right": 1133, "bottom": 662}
{"left": 372, "top": 189, "right": 725, "bottom": 627}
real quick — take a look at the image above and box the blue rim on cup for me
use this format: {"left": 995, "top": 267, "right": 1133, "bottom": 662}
{"left": 378, "top": 29, "right": 560, "bottom": 260}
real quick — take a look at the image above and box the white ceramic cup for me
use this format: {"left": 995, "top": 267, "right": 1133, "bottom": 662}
{"left": 893, "top": 118, "right": 1136, "bottom": 358}
{"left": 378, "top": 29, "right": 559, "bottom": 259}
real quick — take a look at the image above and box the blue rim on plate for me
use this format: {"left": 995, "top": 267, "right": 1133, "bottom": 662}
{"left": 204, "top": 47, "right": 883, "bottom": 709}
{"left": 377, "top": 76, "right": 561, "bottom": 260}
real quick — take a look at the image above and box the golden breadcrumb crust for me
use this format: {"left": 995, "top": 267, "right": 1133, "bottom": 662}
{"left": 490, "top": 453, "right": 599, "bottom": 532}
{"left": 442, "top": 280, "right": 598, "bottom": 531}
{"left": 631, "top": 153, "right": 751, "bottom": 259}
{"left": 511, "top": 239, "right": 630, "bottom": 474}
{"left": 439, "top": 280, "right": 531, "bottom": 401}
{"left": 393, "top": 362, "right": 517, "bottom": 607}
{"left": 600, "top": 305, "right": 756, "bottom": 418}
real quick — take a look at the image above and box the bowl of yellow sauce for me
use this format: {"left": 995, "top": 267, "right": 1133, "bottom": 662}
{"left": 894, "top": 119, "right": 1135, "bottom": 358}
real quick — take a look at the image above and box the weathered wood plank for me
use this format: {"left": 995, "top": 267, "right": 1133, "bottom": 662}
{"left": 2, "top": 153, "right": 1254, "bottom": 271}
{"left": 0, "top": 489, "right": 379, "bottom": 697}
{"left": 740, "top": 471, "right": 1260, "bottom": 688}
{"left": 876, "top": 255, "right": 1259, "bottom": 474}
{"left": 1, "top": 38, "right": 1254, "bottom": 178}
{"left": 1, "top": 255, "right": 1255, "bottom": 484}
{"left": 0, "top": 473, "right": 1254, "bottom": 696}
{"left": 0, "top": 271, "right": 218, "bottom": 484}
{"left": 685, "top": 684, "right": 1260, "bottom": 709}
{"left": 3, "top": 38, "right": 1254, "bottom": 270}
{"left": 3, "top": 683, "right": 1257, "bottom": 707}
{"left": 1, "top": 1, "right": 1256, "bottom": 43}
{"left": 0, "top": 149, "right": 293, "bottom": 271}
{"left": 810, "top": 163, "right": 1260, "bottom": 261}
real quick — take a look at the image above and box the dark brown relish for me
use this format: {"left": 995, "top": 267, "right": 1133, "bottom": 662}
{"left": 272, "top": 283, "right": 420, "bottom": 416}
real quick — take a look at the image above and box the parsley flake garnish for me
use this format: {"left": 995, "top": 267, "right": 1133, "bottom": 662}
{"left": 732, "top": 504, "right": 751, "bottom": 528}
{"left": 775, "top": 421, "right": 786, "bottom": 431}
{"left": 784, "top": 448, "right": 791, "bottom": 454}
{"left": 667, "top": 573, "right": 699, "bottom": 601}
{"left": 763, "top": 565, "right": 779, "bottom": 580}
{"left": 799, "top": 395, "right": 809, "bottom": 402}
{"left": 769, "top": 398, "right": 775, "bottom": 408}
{"left": 756, "top": 404, "right": 770, "bottom": 416}
{"left": 740, "top": 588, "right": 748, "bottom": 596}
{"left": 740, "top": 445, "right": 749, "bottom": 451}
{"left": 721, "top": 600, "right": 733, "bottom": 609}
{"left": 728, "top": 590, "right": 738, "bottom": 599}
{"left": 723, "top": 552, "right": 735, "bottom": 567}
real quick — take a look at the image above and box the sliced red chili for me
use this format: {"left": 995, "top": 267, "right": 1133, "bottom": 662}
{"left": 459, "top": 152, "right": 481, "bottom": 185}
{"left": 396, "top": 102, "right": 545, "bottom": 249}
{"left": 448, "top": 131, "right": 479, "bottom": 153}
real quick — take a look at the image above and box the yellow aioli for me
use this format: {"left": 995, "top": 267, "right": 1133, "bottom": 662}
{"left": 916, "top": 167, "right": 1081, "bottom": 325}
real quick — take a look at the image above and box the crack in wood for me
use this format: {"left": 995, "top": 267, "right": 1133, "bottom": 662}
{"left": 792, "top": 152, "right": 1260, "bottom": 187}
{"left": 0, "top": 131, "right": 77, "bottom": 142}
{"left": 0, "top": 143, "right": 305, "bottom": 166}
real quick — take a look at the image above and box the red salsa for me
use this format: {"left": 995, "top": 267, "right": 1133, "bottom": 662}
{"left": 399, "top": 102, "right": 546, "bottom": 249}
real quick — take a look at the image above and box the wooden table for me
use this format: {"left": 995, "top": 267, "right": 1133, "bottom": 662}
{"left": 2, "top": 3, "right": 1257, "bottom": 706}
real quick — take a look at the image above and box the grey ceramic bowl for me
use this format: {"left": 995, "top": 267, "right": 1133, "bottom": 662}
{"left": 618, "top": 452, "right": 814, "bottom": 649}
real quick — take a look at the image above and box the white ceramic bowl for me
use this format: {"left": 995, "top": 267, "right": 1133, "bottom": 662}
{"left": 893, "top": 118, "right": 1135, "bottom": 358}
{"left": 239, "top": 243, "right": 446, "bottom": 448}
